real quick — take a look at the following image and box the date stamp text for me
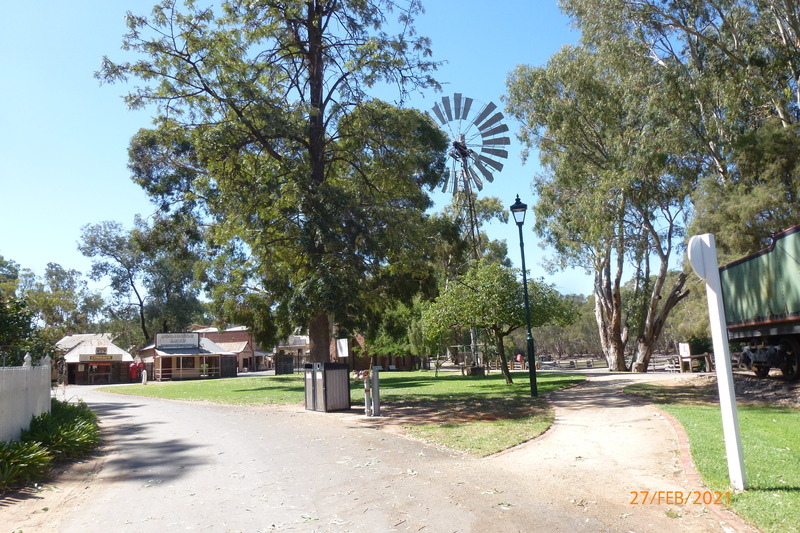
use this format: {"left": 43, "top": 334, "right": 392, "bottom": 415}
{"left": 629, "top": 491, "right": 731, "bottom": 506}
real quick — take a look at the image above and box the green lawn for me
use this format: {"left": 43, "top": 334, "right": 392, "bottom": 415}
{"left": 626, "top": 382, "right": 800, "bottom": 533}
{"left": 101, "top": 370, "right": 584, "bottom": 456}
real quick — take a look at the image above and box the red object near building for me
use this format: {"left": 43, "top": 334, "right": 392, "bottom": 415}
{"left": 129, "top": 362, "right": 138, "bottom": 379}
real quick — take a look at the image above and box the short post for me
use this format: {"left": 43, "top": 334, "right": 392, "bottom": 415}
{"left": 371, "top": 367, "right": 381, "bottom": 417}
{"left": 353, "top": 370, "right": 373, "bottom": 416}
{"left": 363, "top": 370, "right": 372, "bottom": 416}
{"left": 688, "top": 234, "right": 747, "bottom": 490}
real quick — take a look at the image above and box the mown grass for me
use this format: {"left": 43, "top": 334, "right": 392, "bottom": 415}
{"left": 626, "top": 382, "right": 800, "bottom": 533}
{"left": 105, "top": 374, "right": 307, "bottom": 404}
{"left": 102, "top": 370, "right": 584, "bottom": 456}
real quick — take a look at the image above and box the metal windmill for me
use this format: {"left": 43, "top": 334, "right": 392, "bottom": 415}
{"left": 429, "top": 93, "right": 510, "bottom": 259}
{"left": 430, "top": 94, "right": 510, "bottom": 369}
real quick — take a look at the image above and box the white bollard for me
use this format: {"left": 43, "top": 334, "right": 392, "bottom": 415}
{"left": 363, "top": 371, "right": 372, "bottom": 416}
{"left": 371, "top": 367, "right": 381, "bottom": 417}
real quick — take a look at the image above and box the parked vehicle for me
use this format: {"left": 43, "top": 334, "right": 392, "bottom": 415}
{"left": 719, "top": 223, "right": 800, "bottom": 380}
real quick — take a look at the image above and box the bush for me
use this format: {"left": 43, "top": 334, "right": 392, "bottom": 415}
{"left": 0, "top": 440, "right": 52, "bottom": 491}
{"left": 21, "top": 399, "right": 100, "bottom": 458}
{"left": 1, "top": 399, "right": 100, "bottom": 492}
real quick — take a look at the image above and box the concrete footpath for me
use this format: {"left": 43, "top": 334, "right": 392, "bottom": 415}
{"left": 488, "top": 371, "right": 756, "bottom": 532}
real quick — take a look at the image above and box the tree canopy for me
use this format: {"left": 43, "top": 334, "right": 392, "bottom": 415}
{"left": 99, "top": 0, "right": 447, "bottom": 359}
{"left": 506, "top": 40, "right": 691, "bottom": 370}
{"left": 422, "top": 260, "right": 574, "bottom": 383}
{"left": 79, "top": 215, "right": 206, "bottom": 345}
{"left": 560, "top": 0, "right": 800, "bottom": 262}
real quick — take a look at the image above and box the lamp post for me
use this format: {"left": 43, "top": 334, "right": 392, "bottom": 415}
{"left": 510, "top": 195, "right": 538, "bottom": 397}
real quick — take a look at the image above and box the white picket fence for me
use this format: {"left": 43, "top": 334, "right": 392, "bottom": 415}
{"left": 0, "top": 356, "right": 52, "bottom": 442}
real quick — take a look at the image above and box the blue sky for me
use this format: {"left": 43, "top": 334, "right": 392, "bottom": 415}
{"left": 0, "top": 1, "right": 592, "bottom": 295}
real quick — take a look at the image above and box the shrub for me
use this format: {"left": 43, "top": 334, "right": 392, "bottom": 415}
{"left": 21, "top": 399, "right": 100, "bottom": 458}
{"left": 0, "top": 440, "right": 52, "bottom": 491}
{"left": 1, "top": 399, "right": 101, "bottom": 493}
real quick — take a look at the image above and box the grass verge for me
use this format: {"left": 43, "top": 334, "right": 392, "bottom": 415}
{"left": 626, "top": 382, "right": 800, "bottom": 533}
{"left": 102, "top": 370, "right": 584, "bottom": 456}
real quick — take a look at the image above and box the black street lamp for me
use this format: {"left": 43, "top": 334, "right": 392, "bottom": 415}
{"left": 510, "top": 195, "right": 538, "bottom": 397}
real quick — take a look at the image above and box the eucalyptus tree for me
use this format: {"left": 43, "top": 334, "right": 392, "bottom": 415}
{"left": 561, "top": 0, "right": 800, "bottom": 261}
{"left": 79, "top": 215, "right": 206, "bottom": 344}
{"left": 18, "top": 264, "right": 103, "bottom": 335}
{"left": 79, "top": 220, "right": 150, "bottom": 341}
{"left": 14, "top": 264, "right": 103, "bottom": 365}
{"left": 506, "top": 42, "right": 691, "bottom": 371}
{"left": 99, "top": 0, "right": 446, "bottom": 361}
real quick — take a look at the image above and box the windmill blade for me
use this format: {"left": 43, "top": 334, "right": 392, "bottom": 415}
{"left": 462, "top": 97, "right": 474, "bottom": 121}
{"left": 474, "top": 159, "right": 495, "bottom": 182}
{"left": 481, "top": 147, "right": 508, "bottom": 159}
{"left": 442, "top": 96, "right": 453, "bottom": 122}
{"left": 477, "top": 112, "right": 504, "bottom": 132}
{"left": 480, "top": 123, "right": 509, "bottom": 138}
{"left": 441, "top": 169, "right": 452, "bottom": 193}
{"left": 431, "top": 103, "right": 447, "bottom": 126}
{"left": 479, "top": 154, "right": 504, "bottom": 172}
{"left": 452, "top": 169, "right": 460, "bottom": 195}
{"left": 472, "top": 101, "right": 497, "bottom": 127}
{"left": 454, "top": 93, "right": 463, "bottom": 120}
{"left": 483, "top": 136, "right": 511, "bottom": 146}
{"left": 467, "top": 166, "right": 483, "bottom": 191}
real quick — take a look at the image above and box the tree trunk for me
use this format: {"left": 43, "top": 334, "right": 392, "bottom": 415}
{"left": 594, "top": 257, "right": 628, "bottom": 371}
{"left": 494, "top": 328, "right": 513, "bottom": 384}
{"left": 308, "top": 311, "right": 330, "bottom": 363}
{"left": 632, "top": 272, "right": 690, "bottom": 372}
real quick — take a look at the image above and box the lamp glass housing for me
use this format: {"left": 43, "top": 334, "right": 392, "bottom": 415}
{"left": 510, "top": 196, "right": 527, "bottom": 226}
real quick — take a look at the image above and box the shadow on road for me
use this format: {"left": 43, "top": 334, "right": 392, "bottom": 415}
{"left": 84, "top": 400, "right": 208, "bottom": 484}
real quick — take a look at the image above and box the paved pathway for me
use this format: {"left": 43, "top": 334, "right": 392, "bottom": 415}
{"left": 491, "top": 371, "right": 756, "bottom": 532}
{"left": 2, "top": 371, "right": 758, "bottom": 532}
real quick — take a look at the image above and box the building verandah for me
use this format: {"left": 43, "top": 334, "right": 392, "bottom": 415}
{"left": 138, "top": 333, "right": 237, "bottom": 381}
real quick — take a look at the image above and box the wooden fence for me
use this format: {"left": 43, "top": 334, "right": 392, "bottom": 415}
{"left": 0, "top": 356, "right": 52, "bottom": 442}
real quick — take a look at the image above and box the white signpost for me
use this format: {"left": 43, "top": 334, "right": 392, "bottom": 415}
{"left": 687, "top": 234, "right": 747, "bottom": 490}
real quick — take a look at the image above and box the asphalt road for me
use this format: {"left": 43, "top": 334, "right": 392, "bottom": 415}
{"left": 51, "top": 386, "right": 601, "bottom": 533}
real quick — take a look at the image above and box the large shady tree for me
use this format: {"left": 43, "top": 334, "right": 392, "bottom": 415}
{"left": 99, "top": 0, "right": 447, "bottom": 360}
{"left": 505, "top": 42, "right": 692, "bottom": 371}
{"left": 561, "top": 0, "right": 800, "bottom": 260}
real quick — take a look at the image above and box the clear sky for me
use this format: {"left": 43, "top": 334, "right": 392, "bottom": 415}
{"left": 0, "top": 1, "right": 592, "bottom": 295}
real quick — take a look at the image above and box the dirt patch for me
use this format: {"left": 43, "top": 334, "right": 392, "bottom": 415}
{"left": 358, "top": 396, "right": 551, "bottom": 434}
{"left": 1, "top": 452, "right": 106, "bottom": 532}
{"left": 648, "top": 372, "right": 800, "bottom": 409}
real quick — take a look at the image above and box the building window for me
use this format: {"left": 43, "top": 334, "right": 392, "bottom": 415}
{"left": 181, "top": 357, "right": 195, "bottom": 369}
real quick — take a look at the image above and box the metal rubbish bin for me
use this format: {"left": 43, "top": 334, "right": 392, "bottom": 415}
{"left": 304, "top": 362, "right": 351, "bottom": 412}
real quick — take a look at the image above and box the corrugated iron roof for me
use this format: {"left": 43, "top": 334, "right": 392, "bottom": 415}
{"left": 215, "top": 341, "right": 251, "bottom": 353}
{"left": 57, "top": 334, "right": 133, "bottom": 363}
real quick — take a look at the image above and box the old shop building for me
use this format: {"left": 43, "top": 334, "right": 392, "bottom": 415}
{"left": 138, "top": 332, "right": 238, "bottom": 381}
{"left": 190, "top": 325, "right": 271, "bottom": 371}
{"left": 57, "top": 334, "right": 134, "bottom": 385}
